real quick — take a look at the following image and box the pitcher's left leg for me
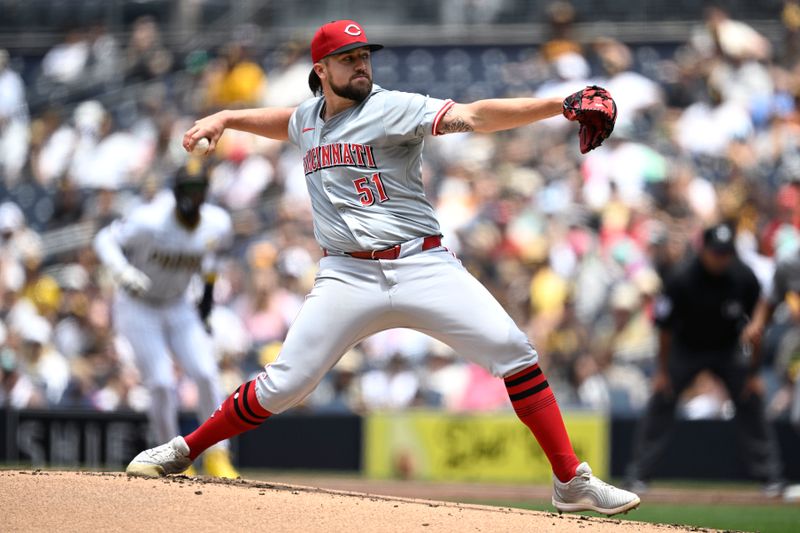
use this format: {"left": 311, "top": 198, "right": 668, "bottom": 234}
{"left": 393, "top": 252, "right": 575, "bottom": 475}
{"left": 394, "top": 251, "right": 639, "bottom": 515}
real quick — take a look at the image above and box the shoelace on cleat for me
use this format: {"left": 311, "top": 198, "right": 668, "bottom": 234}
{"left": 146, "top": 445, "right": 180, "bottom": 462}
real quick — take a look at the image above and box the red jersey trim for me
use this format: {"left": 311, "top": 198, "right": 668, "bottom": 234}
{"left": 431, "top": 99, "right": 456, "bottom": 136}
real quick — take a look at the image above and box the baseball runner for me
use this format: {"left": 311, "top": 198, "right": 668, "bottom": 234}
{"left": 126, "top": 20, "right": 638, "bottom": 515}
{"left": 95, "top": 159, "right": 239, "bottom": 478}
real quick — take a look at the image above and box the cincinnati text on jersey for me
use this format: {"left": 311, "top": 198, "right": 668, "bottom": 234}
{"left": 302, "top": 143, "right": 377, "bottom": 175}
{"left": 148, "top": 249, "right": 203, "bottom": 271}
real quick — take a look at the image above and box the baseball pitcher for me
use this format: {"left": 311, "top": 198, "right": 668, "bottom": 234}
{"left": 125, "top": 20, "right": 637, "bottom": 515}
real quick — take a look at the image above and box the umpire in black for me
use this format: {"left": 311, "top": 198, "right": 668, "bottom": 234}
{"left": 626, "top": 224, "right": 783, "bottom": 490}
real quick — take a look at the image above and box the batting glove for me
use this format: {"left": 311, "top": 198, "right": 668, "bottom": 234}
{"left": 115, "top": 265, "right": 152, "bottom": 295}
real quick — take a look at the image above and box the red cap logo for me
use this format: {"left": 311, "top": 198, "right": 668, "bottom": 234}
{"left": 343, "top": 24, "right": 362, "bottom": 36}
{"left": 311, "top": 20, "right": 383, "bottom": 63}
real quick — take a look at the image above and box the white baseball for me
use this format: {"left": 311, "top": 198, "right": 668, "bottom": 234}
{"left": 192, "top": 137, "right": 211, "bottom": 155}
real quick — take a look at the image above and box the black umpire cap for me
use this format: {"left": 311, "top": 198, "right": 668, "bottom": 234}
{"left": 702, "top": 224, "right": 736, "bottom": 254}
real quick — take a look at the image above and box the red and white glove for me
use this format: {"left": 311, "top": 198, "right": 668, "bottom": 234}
{"left": 562, "top": 85, "right": 617, "bottom": 154}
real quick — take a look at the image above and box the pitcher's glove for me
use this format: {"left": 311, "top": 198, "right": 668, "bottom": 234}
{"left": 562, "top": 85, "right": 617, "bottom": 154}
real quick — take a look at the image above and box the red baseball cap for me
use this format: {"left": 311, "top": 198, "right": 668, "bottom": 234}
{"left": 311, "top": 20, "right": 383, "bottom": 63}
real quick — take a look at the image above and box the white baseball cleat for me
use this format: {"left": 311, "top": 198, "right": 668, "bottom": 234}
{"left": 552, "top": 462, "right": 640, "bottom": 516}
{"left": 126, "top": 436, "right": 193, "bottom": 478}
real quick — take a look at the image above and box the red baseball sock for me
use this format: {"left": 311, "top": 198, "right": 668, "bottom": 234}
{"left": 505, "top": 363, "right": 580, "bottom": 483}
{"left": 184, "top": 379, "right": 272, "bottom": 460}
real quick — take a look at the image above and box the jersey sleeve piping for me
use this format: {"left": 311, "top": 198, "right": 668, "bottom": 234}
{"left": 431, "top": 99, "right": 455, "bottom": 136}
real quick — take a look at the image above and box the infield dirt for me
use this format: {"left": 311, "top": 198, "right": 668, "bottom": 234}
{"left": 1, "top": 470, "right": 713, "bottom": 532}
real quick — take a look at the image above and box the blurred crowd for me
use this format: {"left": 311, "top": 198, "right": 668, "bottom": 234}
{"left": 1, "top": 4, "right": 800, "bottom": 422}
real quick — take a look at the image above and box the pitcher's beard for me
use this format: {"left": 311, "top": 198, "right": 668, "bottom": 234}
{"left": 330, "top": 77, "right": 372, "bottom": 103}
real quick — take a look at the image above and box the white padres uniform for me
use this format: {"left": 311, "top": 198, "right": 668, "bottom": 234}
{"left": 252, "top": 85, "right": 538, "bottom": 414}
{"left": 94, "top": 194, "right": 233, "bottom": 445}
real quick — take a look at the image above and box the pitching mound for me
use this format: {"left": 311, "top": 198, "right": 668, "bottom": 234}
{"left": 2, "top": 471, "right": 707, "bottom": 532}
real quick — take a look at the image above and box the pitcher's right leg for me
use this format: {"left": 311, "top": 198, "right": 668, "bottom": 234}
{"left": 127, "top": 257, "right": 394, "bottom": 475}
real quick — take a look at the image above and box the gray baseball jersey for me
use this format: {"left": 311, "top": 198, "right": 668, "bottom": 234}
{"left": 287, "top": 84, "right": 454, "bottom": 253}
{"left": 95, "top": 194, "right": 233, "bottom": 303}
{"left": 252, "top": 85, "right": 538, "bottom": 417}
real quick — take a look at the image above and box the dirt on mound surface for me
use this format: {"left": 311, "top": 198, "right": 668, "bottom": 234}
{"left": 1, "top": 471, "right": 711, "bottom": 532}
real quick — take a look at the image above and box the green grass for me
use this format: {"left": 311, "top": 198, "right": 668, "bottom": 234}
{"left": 476, "top": 500, "right": 800, "bottom": 533}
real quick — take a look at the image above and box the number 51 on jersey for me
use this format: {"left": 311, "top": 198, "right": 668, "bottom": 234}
{"left": 353, "top": 173, "right": 389, "bottom": 206}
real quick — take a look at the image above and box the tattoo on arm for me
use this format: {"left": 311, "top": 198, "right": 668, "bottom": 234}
{"left": 438, "top": 108, "right": 474, "bottom": 134}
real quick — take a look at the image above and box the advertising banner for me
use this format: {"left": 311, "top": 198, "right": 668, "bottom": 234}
{"left": 364, "top": 410, "right": 608, "bottom": 483}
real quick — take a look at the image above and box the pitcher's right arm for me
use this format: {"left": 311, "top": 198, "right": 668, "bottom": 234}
{"left": 183, "top": 107, "right": 296, "bottom": 152}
